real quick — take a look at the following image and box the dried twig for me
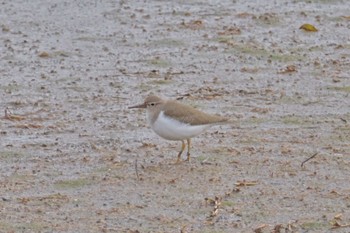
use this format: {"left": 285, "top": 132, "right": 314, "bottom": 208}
{"left": 301, "top": 153, "right": 318, "bottom": 167}
{"left": 135, "top": 159, "right": 140, "bottom": 180}
{"left": 331, "top": 221, "right": 350, "bottom": 229}
{"left": 206, "top": 196, "right": 221, "bottom": 219}
{"left": 4, "top": 107, "right": 25, "bottom": 121}
{"left": 340, "top": 117, "right": 347, "bottom": 123}
{"left": 180, "top": 225, "right": 187, "bottom": 233}
{"left": 5, "top": 107, "right": 10, "bottom": 118}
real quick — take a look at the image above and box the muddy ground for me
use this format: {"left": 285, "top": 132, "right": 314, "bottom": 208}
{"left": 1, "top": 0, "right": 350, "bottom": 232}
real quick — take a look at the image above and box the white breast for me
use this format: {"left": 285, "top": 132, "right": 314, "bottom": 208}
{"left": 149, "top": 111, "right": 210, "bottom": 141}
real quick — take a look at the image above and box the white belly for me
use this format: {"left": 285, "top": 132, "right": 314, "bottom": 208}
{"left": 149, "top": 111, "right": 209, "bottom": 141}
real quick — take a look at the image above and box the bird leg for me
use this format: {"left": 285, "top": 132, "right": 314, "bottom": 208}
{"left": 177, "top": 140, "right": 186, "bottom": 163}
{"left": 185, "top": 138, "right": 191, "bottom": 162}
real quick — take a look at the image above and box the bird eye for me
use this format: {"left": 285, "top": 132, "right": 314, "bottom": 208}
{"left": 150, "top": 103, "right": 155, "bottom": 106}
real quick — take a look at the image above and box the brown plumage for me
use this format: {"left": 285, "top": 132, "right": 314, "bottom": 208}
{"left": 129, "top": 95, "right": 229, "bottom": 163}
{"left": 131, "top": 95, "right": 228, "bottom": 125}
{"left": 162, "top": 100, "right": 228, "bottom": 126}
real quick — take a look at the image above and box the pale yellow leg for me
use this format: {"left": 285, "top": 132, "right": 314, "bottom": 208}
{"left": 185, "top": 138, "right": 191, "bottom": 162}
{"left": 177, "top": 140, "right": 186, "bottom": 163}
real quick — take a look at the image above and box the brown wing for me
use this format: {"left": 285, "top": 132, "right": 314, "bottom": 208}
{"left": 163, "top": 100, "right": 228, "bottom": 126}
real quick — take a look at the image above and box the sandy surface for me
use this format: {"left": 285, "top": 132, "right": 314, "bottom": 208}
{"left": 1, "top": 0, "right": 350, "bottom": 232}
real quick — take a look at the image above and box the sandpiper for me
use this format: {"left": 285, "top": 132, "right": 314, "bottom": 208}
{"left": 129, "top": 95, "right": 229, "bottom": 162}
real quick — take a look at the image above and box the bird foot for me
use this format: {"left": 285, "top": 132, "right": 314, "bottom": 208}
{"left": 185, "top": 153, "right": 191, "bottom": 162}
{"left": 175, "top": 158, "right": 182, "bottom": 164}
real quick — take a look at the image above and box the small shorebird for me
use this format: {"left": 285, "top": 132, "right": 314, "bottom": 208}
{"left": 129, "top": 95, "right": 229, "bottom": 163}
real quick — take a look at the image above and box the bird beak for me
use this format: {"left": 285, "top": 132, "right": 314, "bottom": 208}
{"left": 128, "top": 102, "right": 147, "bottom": 109}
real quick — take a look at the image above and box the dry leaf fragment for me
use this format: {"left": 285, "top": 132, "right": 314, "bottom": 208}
{"left": 180, "top": 225, "right": 187, "bottom": 233}
{"left": 251, "top": 107, "right": 269, "bottom": 114}
{"left": 299, "top": 23, "right": 318, "bottom": 32}
{"left": 38, "top": 51, "right": 50, "bottom": 58}
{"left": 210, "top": 208, "right": 219, "bottom": 217}
{"left": 168, "top": 178, "right": 177, "bottom": 184}
{"left": 15, "top": 123, "right": 43, "bottom": 129}
{"left": 280, "top": 144, "right": 292, "bottom": 154}
{"left": 232, "top": 188, "right": 240, "bottom": 193}
{"left": 329, "top": 190, "right": 340, "bottom": 195}
{"left": 90, "top": 142, "right": 99, "bottom": 151}
{"left": 240, "top": 67, "right": 259, "bottom": 73}
{"left": 218, "top": 26, "right": 241, "bottom": 35}
{"left": 181, "top": 20, "right": 204, "bottom": 30}
{"left": 18, "top": 197, "right": 30, "bottom": 204}
{"left": 235, "top": 180, "right": 257, "bottom": 186}
{"left": 332, "top": 220, "right": 342, "bottom": 228}
{"left": 205, "top": 197, "right": 216, "bottom": 206}
{"left": 254, "top": 224, "right": 267, "bottom": 233}
{"left": 331, "top": 220, "right": 350, "bottom": 229}
{"left": 6, "top": 114, "right": 26, "bottom": 121}
{"left": 139, "top": 142, "right": 157, "bottom": 148}
{"left": 285, "top": 65, "right": 297, "bottom": 72}
{"left": 27, "top": 123, "right": 43, "bottom": 128}
{"left": 278, "top": 65, "right": 297, "bottom": 74}
{"left": 4, "top": 108, "right": 26, "bottom": 121}
{"left": 334, "top": 213, "right": 342, "bottom": 220}
{"left": 332, "top": 77, "right": 341, "bottom": 83}
{"left": 236, "top": 12, "right": 254, "bottom": 18}
{"left": 273, "top": 224, "right": 283, "bottom": 233}
{"left": 2, "top": 24, "right": 10, "bottom": 32}
{"left": 191, "top": 20, "right": 203, "bottom": 26}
